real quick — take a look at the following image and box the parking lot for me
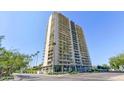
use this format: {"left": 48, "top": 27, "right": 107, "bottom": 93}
{"left": 13, "top": 72, "right": 124, "bottom": 81}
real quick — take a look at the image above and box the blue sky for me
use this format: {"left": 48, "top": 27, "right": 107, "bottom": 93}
{"left": 0, "top": 11, "right": 124, "bottom": 66}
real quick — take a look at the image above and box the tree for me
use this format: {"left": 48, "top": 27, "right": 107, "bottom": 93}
{"left": 32, "top": 63, "right": 43, "bottom": 70}
{"left": 96, "top": 64, "right": 110, "bottom": 72}
{"left": 0, "top": 49, "right": 31, "bottom": 77}
{"left": 109, "top": 53, "right": 124, "bottom": 71}
{"left": 29, "top": 51, "right": 40, "bottom": 67}
{"left": 35, "top": 51, "right": 40, "bottom": 66}
{"left": 0, "top": 36, "right": 32, "bottom": 77}
{"left": 102, "top": 64, "right": 110, "bottom": 70}
{"left": 0, "top": 35, "right": 4, "bottom": 47}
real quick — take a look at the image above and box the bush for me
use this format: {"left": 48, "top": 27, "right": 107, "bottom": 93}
{"left": 23, "top": 68, "right": 37, "bottom": 74}
{"left": 68, "top": 71, "right": 78, "bottom": 74}
{"left": 0, "top": 75, "right": 14, "bottom": 80}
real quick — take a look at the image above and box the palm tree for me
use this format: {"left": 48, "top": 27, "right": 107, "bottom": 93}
{"left": 28, "top": 51, "right": 40, "bottom": 72}
{"left": 0, "top": 35, "right": 4, "bottom": 47}
{"left": 35, "top": 51, "right": 40, "bottom": 66}
{"left": 31, "top": 54, "right": 35, "bottom": 67}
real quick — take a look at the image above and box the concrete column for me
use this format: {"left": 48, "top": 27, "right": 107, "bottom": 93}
{"left": 61, "top": 65, "right": 64, "bottom": 73}
{"left": 75, "top": 65, "right": 77, "bottom": 72}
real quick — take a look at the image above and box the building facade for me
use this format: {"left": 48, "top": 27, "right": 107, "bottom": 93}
{"left": 42, "top": 12, "right": 91, "bottom": 73}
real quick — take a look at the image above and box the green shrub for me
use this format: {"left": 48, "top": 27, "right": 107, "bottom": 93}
{"left": 68, "top": 71, "right": 78, "bottom": 74}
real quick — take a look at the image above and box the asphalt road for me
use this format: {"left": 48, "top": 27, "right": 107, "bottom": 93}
{"left": 12, "top": 72, "right": 124, "bottom": 81}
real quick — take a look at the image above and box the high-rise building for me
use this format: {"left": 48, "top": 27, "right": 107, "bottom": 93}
{"left": 42, "top": 12, "right": 91, "bottom": 73}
